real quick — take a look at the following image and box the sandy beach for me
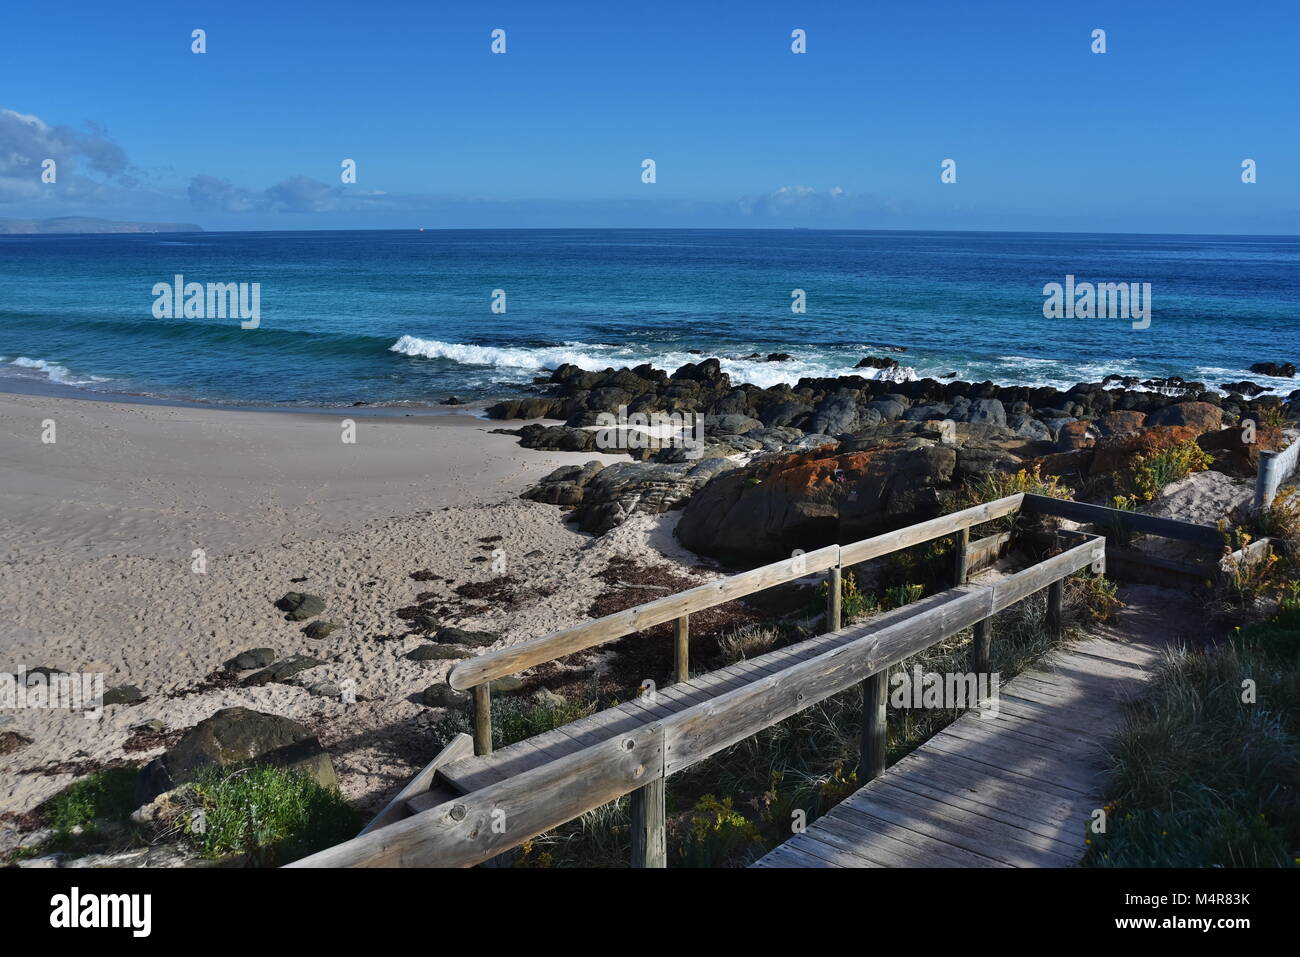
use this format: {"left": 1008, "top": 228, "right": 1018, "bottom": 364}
{"left": 0, "top": 391, "right": 704, "bottom": 835}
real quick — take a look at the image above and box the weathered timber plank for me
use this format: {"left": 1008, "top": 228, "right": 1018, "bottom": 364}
{"left": 449, "top": 544, "right": 840, "bottom": 690}
{"left": 1021, "top": 493, "right": 1223, "bottom": 547}
{"left": 287, "top": 725, "right": 665, "bottom": 868}
{"left": 362, "top": 733, "right": 473, "bottom": 835}
{"left": 858, "top": 782, "right": 1082, "bottom": 864}
{"left": 840, "top": 787, "right": 1080, "bottom": 867}
{"left": 839, "top": 494, "right": 1023, "bottom": 566}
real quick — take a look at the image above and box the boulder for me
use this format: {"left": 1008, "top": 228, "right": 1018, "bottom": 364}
{"left": 1006, "top": 415, "right": 1053, "bottom": 442}
{"left": 1056, "top": 420, "right": 1097, "bottom": 452}
{"left": 276, "top": 593, "right": 325, "bottom": 621}
{"left": 102, "top": 685, "right": 146, "bottom": 706}
{"left": 406, "top": 643, "right": 475, "bottom": 661}
{"left": 243, "top": 654, "right": 327, "bottom": 687}
{"left": 965, "top": 398, "right": 1006, "bottom": 428}
{"left": 302, "top": 620, "right": 337, "bottom": 640}
{"left": 1249, "top": 362, "right": 1296, "bottom": 378}
{"left": 1145, "top": 401, "right": 1223, "bottom": 435}
{"left": 1095, "top": 410, "right": 1147, "bottom": 436}
{"left": 434, "top": 627, "right": 499, "bottom": 647}
{"left": 808, "top": 392, "right": 864, "bottom": 435}
{"left": 135, "top": 707, "right": 337, "bottom": 807}
{"left": 676, "top": 440, "right": 962, "bottom": 561}
{"left": 421, "top": 684, "right": 469, "bottom": 709}
{"left": 224, "top": 648, "right": 276, "bottom": 671}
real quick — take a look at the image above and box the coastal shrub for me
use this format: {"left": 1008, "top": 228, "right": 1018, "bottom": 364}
{"left": 178, "top": 765, "right": 359, "bottom": 866}
{"left": 717, "top": 624, "right": 784, "bottom": 664}
{"left": 1126, "top": 439, "right": 1212, "bottom": 501}
{"left": 1086, "top": 604, "right": 1300, "bottom": 868}
{"left": 1067, "top": 572, "right": 1123, "bottom": 623}
{"left": 958, "top": 464, "right": 1073, "bottom": 510}
{"left": 881, "top": 582, "right": 925, "bottom": 611}
{"left": 1216, "top": 530, "right": 1284, "bottom": 610}
{"left": 813, "top": 570, "right": 877, "bottom": 624}
{"left": 677, "top": 794, "right": 764, "bottom": 868}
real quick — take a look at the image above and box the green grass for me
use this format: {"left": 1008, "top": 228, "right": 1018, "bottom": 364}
{"left": 178, "top": 765, "right": 359, "bottom": 866}
{"left": 1085, "top": 602, "right": 1300, "bottom": 868}
{"left": 43, "top": 766, "right": 138, "bottom": 839}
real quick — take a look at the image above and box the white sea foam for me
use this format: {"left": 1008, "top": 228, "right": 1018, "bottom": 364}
{"left": 5, "top": 357, "right": 108, "bottom": 387}
{"left": 389, "top": 336, "right": 918, "bottom": 389}
{"left": 389, "top": 336, "right": 611, "bottom": 373}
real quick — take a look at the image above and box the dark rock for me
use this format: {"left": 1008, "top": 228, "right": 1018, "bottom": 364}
{"left": 759, "top": 400, "right": 813, "bottom": 429}
{"left": 224, "top": 648, "right": 276, "bottom": 671}
{"left": 965, "top": 398, "right": 1006, "bottom": 428}
{"left": 102, "top": 685, "right": 146, "bottom": 706}
{"left": 302, "top": 620, "right": 338, "bottom": 640}
{"left": 276, "top": 592, "right": 325, "bottom": 621}
{"left": 1145, "top": 401, "right": 1224, "bottom": 435}
{"left": 406, "top": 643, "right": 475, "bottom": 661}
{"left": 808, "top": 391, "right": 866, "bottom": 435}
{"left": 855, "top": 356, "right": 900, "bottom": 371}
{"left": 434, "top": 627, "right": 500, "bottom": 648}
{"left": 677, "top": 439, "right": 972, "bottom": 561}
{"left": 1219, "top": 381, "right": 1270, "bottom": 397}
{"left": 243, "top": 654, "right": 327, "bottom": 687}
{"left": 422, "top": 684, "right": 470, "bottom": 709}
{"left": 1249, "top": 362, "right": 1296, "bottom": 378}
{"left": 1095, "top": 410, "right": 1148, "bottom": 436}
{"left": 135, "top": 707, "right": 337, "bottom": 807}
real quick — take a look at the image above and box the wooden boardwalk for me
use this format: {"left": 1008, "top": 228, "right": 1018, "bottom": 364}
{"left": 754, "top": 634, "right": 1161, "bottom": 868}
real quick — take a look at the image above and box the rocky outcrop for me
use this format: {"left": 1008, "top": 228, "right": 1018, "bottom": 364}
{"left": 1145, "top": 401, "right": 1223, "bottom": 435}
{"left": 524, "top": 456, "right": 741, "bottom": 533}
{"left": 675, "top": 426, "right": 1022, "bottom": 561}
{"left": 135, "top": 707, "right": 337, "bottom": 807}
{"left": 1249, "top": 362, "right": 1296, "bottom": 378}
{"left": 496, "top": 356, "right": 1293, "bottom": 543}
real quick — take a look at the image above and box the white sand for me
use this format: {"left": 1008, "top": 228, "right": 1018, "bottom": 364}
{"left": 0, "top": 392, "right": 702, "bottom": 838}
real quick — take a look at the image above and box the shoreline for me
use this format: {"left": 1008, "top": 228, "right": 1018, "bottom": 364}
{"left": 0, "top": 390, "right": 703, "bottom": 831}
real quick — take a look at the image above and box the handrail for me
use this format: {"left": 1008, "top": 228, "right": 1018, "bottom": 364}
{"left": 447, "top": 544, "right": 837, "bottom": 692}
{"left": 838, "top": 493, "right": 1024, "bottom": 565}
{"left": 449, "top": 494, "right": 1024, "bottom": 694}
{"left": 1020, "top": 493, "right": 1224, "bottom": 548}
{"left": 291, "top": 533, "right": 1104, "bottom": 868}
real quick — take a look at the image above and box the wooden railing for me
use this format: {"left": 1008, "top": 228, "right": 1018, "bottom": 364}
{"left": 448, "top": 493, "right": 1027, "bottom": 755}
{"left": 291, "top": 527, "right": 1104, "bottom": 868}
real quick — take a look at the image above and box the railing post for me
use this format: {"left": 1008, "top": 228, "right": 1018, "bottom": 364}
{"left": 953, "top": 526, "right": 970, "bottom": 585}
{"left": 673, "top": 615, "right": 690, "bottom": 683}
{"left": 972, "top": 618, "right": 991, "bottom": 676}
{"left": 630, "top": 777, "right": 666, "bottom": 867}
{"left": 1046, "top": 579, "right": 1064, "bottom": 641}
{"left": 826, "top": 564, "right": 842, "bottom": 631}
{"left": 860, "top": 670, "right": 887, "bottom": 783}
{"left": 473, "top": 683, "right": 492, "bottom": 756}
{"left": 1254, "top": 449, "right": 1279, "bottom": 511}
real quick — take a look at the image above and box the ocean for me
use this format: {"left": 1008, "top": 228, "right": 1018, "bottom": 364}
{"left": 1, "top": 228, "right": 1297, "bottom": 408}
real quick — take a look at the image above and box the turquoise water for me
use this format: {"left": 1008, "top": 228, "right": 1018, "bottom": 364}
{"left": 0, "top": 229, "right": 1297, "bottom": 406}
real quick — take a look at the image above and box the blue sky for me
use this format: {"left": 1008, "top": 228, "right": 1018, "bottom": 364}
{"left": 2, "top": 0, "right": 1297, "bottom": 232}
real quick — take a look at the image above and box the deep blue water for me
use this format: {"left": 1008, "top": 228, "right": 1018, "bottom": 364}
{"left": 1, "top": 228, "right": 1297, "bottom": 407}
